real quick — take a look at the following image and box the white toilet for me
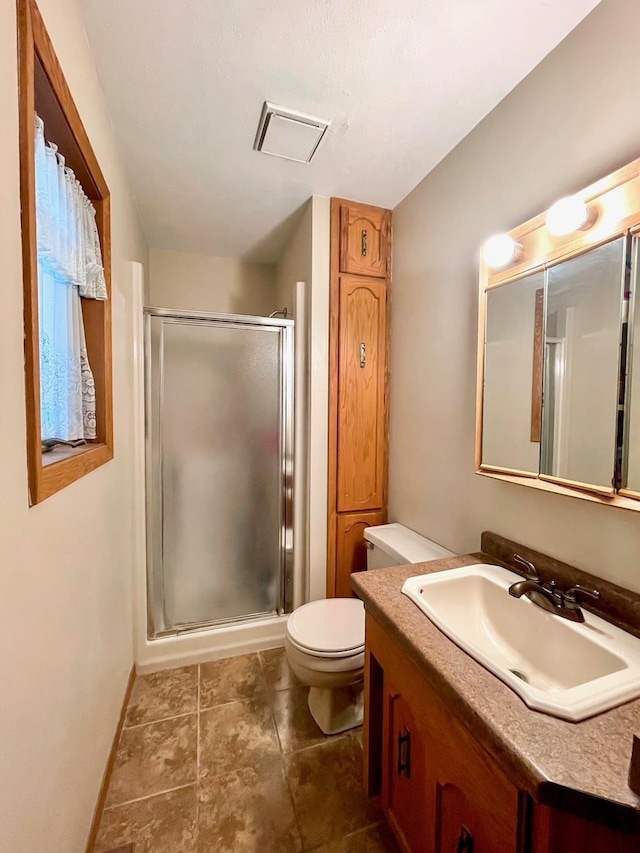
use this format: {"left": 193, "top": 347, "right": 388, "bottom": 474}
{"left": 285, "top": 523, "right": 455, "bottom": 735}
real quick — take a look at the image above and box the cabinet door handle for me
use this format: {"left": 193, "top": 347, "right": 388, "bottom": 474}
{"left": 361, "top": 229, "right": 368, "bottom": 257}
{"left": 457, "top": 826, "right": 474, "bottom": 853}
{"left": 397, "top": 727, "right": 411, "bottom": 778}
{"left": 359, "top": 342, "right": 366, "bottom": 368}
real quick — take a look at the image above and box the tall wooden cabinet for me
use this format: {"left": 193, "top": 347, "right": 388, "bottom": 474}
{"left": 328, "top": 198, "right": 392, "bottom": 598}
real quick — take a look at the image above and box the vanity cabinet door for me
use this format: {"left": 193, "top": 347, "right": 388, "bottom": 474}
{"left": 435, "top": 778, "right": 517, "bottom": 853}
{"left": 382, "top": 684, "right": 431, "bottom": 853}
{"left": 429, "top": 733, "right": 520, "bottom": 853}
{"left": 340, "top": 202, "right": 391, "bottom": 278}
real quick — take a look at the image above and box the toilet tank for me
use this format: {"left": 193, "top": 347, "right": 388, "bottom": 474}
{"left": 363, "top": 523, "right": 455, "bottom": 570}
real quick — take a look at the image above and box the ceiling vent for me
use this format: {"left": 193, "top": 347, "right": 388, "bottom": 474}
{"left": 254, "top": 102, "right": 330, "bottom": 164}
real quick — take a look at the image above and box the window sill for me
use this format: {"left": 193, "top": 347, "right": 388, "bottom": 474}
{"left": 32, "top": 442, "right": 113, "bottom": 504}
{"left": 42, "top": 442, "right": 93, "bottom": 466}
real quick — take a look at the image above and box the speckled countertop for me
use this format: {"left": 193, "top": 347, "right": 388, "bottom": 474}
{"left": 352, "top": 553, "right": 640, "bottom": 823}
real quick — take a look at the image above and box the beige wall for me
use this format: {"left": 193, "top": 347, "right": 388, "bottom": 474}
{"left": 274, "top": 196, "right": 331, "bottom": 601}
{"left": 149, "top": 248, "right": 276, "bottom": 316}
{"left": 390, "top": 0, "right": 640, "bottom": 592}
{"left": 0, "top": 1, "right": 148, "bottom": 851}
{"left": 275, "top": 201, "right": 313, "bottom": 318}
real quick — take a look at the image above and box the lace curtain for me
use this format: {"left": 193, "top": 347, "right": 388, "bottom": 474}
{"left": 34, "top": 114, "right": 107, "bottom": 443}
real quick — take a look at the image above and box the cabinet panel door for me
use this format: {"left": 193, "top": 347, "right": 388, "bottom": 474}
{"left": 340, "top": 203, "right": 391, "bottom": 278}
{"left": 383, "top": 686, "right": 431, "bottom": 853}
{"left": 336, "top": 510, "right": 384, "bottom": 598}
{"left": 432, "top": 756, "right": 520, "bottom": 853}
{"left": 337, "top": 276, "right": 387, "bottom": 512}
{"left": 530, "top": 804, "right": 640, "bottom": 853}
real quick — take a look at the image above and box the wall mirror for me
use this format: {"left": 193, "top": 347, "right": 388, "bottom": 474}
{"left": 482, "top": 271, "right": 543, "bottom": 476}
{"left": 541, "top": 238, "right": 626, "bottom": 492}
{"left": 624, "top": 236, "right": 640, "bottom": 498}
{"left": 476, "top": 157, "right": 640, "bottom": 511}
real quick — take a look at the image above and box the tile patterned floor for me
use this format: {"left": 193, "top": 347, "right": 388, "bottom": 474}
{"left": 95, "top": 649, "right": 400, "bottom": 853}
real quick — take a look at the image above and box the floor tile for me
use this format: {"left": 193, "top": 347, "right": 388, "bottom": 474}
{"left": 200, "top": 653, "right": 267, "bottom": 709}
{"left": 96, "top": 785, "right": 197, "bottom": 853}
{"left": 271, "top": 680, "right": 328, "bottom": 753}
{"left": 106, "top": 714, "right": 197, "bottom": 807}
{"left": 197, "top": 757, "right": 302, "bottom": 852}
{"left": 285, "top": 735, "right": 383, "bottom": 850}
{"left": 259, "top": 647, "right": 301, "bottom": 693}
{"left": 125, "top": 666, "right": 198, "bottom": 727}
{"left": 311, "top": 822, "right": 401, "bottom": 852}
{"left": 199, "top": 698, "right": 279, "bottom": 782}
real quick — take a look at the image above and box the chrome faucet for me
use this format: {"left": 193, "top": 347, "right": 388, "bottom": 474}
{"left": 508, "top": 554, "right": 601, "bottom": 623}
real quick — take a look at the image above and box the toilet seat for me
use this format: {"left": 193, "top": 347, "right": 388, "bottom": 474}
{"left": 286, "top": 598, "right": 365, "bottom": 658}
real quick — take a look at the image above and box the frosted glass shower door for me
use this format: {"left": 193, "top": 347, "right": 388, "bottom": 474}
{"left": 146, "top": 311, "right": 294, "bottom": 636}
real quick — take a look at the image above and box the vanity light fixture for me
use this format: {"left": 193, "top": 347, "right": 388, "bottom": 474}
{"left": 481, "top": 234, "right": 523, "bottom": 270}
{"left": 545, "top": 195, "right": 596, "bottom": 237}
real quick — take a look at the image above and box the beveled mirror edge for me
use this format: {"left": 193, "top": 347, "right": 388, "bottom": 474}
{"left": 476, "top": 156, "right": 640, "bottom": 512}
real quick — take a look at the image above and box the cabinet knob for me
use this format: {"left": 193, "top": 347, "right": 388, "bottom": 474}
{"left": 359, "top": 342, "right": 366, "bottom": 368}
{"left": 457, "top": 826, "right": 474, "bottom": 853}
{"left": 361, "top": 229, "right": 368, "bottom": 257}
{"left": 397, "top": 727, "right": 411, "bottom": 777}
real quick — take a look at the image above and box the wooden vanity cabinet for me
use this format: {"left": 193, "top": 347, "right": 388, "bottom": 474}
{"left": 328, "top": 199, "right": 391, "bottom": 598}
{"left": 381, "top": 671, "right": 520, "bottom": 853}
{"left": 365, "top": 613, "right": 639, "bottom": 853}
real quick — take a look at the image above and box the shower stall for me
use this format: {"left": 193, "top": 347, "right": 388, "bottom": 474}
{"left": 144, "top": 307, "right": 295, "bottom": 639}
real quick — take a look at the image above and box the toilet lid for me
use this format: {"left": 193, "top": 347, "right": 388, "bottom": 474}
{"left": 287, "top": 599, "right": 365, "bottom": 654}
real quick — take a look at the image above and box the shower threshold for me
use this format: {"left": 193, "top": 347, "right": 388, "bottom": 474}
{"left": 151, "top": 608, "right": 285, "bottom": 639}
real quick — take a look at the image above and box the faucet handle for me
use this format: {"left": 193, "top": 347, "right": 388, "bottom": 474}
{"left": 513, "top": 554, "right": 540, "bottom": 582}
{"left": 564, "top": 585, "right": 601, "bottom": 606}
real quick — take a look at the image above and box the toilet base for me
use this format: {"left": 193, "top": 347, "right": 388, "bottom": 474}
{"left": 307, "top": 683, "right": 364, "bottom": 735}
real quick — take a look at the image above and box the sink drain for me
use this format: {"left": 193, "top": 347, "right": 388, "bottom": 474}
{"left": 509, "top": 668, "right": 530, "bottom": 683}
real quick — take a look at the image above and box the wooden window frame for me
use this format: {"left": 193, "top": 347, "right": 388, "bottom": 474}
{"left": 17, "top": 0, "right": 113, "bottom": 505}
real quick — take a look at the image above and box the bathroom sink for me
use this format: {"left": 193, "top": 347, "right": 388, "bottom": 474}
{"left": 401, "top": 564, "right": 640, "bottom": 721}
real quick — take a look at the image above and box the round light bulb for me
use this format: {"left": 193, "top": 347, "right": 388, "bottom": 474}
{"left": 545, "top": 196, "right": 593, "bottom": 236}
{"left": 481, "top": 234, "right": 521, "bottom": 269}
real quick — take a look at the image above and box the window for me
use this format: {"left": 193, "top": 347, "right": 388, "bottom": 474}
{"left": 35, "top": 114, "right": 106, "bottom": 447}
{"left": 18, "top": 0, "right": 113, "bottom": 504}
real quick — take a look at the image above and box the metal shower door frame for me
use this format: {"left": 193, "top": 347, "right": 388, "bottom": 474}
{"left": 143, "top": 307, "right": 295, "bottom": 639}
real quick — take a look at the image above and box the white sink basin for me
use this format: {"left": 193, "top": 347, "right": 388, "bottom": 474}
{"left": 402, "top": 564, "right": 640, "bottom": 721}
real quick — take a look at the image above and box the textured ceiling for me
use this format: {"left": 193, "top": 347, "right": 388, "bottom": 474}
{"left": 79, "top": 0, "right": 601, "bottom": 262}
